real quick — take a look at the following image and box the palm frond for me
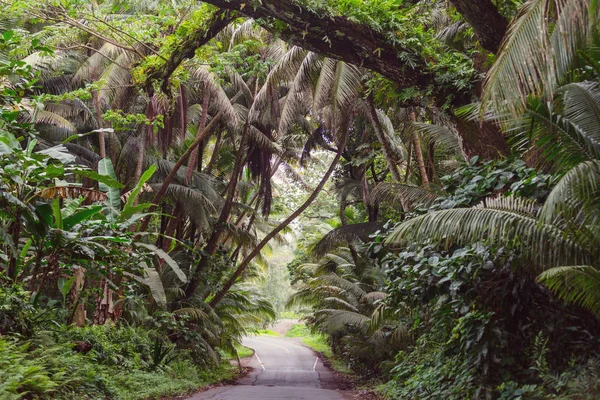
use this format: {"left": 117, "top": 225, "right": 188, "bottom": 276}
{"left": 482, "top": 0, "right": 555, "bottom": 118}
{"left": 561, "top": 81, "right": 600, "bottom": 144}
{"left": 483, "top": 0, "right": 599, "bottom": 118}
{"left": 370, "top": 182, "right": 439, "bottom": 209}
{"left": 313, "top": 222, "right": 384, "bottom": 256}
{"left": 386, "top": 200, "right": 590, "bottom": 270}
{"left": 189, "top": 66, "right": 238, "bottom": 127}
{"left": 538, "top": 265, "right": 600, "bottom": 315}
{"left": 410, "top": 122, "right": 462, "bottom": 155}
{"left": 312, "top": 309, "right": 371, "bottom": 333}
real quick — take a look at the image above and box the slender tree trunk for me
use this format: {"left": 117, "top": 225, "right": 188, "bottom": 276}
{"left": 6, "top": 213, "right": 20, "bottom": 280}
{"left": 186, "top": 90, "right": 210, "bottom": 185}
{"left": 178, "top": 85, "right": 187, "bottom": 142}
{"left": 139, "top": 86, "right": 251, "bottom": 232}
{"left": 410, "top": 111, "right": 430, "bottom": 188}
{"left": 426, "top": 141, "right": 438, "bottom": 183}
{"left": 161, "top": 204, "right": 182, "bottom": 254}
{"left": 184, "top": 123, "right": 251, "bottom": 299}
{"left": 368, "top": 99, "right": 402, "bottom": 182}
{"left": 68, "top": 266, "right": 86, "bottom": 326}
{"left": 404, "top": 140, "right": 412, "bottom": 183}
{"left": 204, "top": 130, "right": 222, "bottom": 175}
{"left": 209, "top": 123, "right": 349, "bottom": 307}
{"left": 92, "top": 90, "right": 107, "bottom": 159}
{"left": 133, "top": 127, "right": 147, "bottom": 189}
{"left": 93, "top": 278, "right": 114, "bottom": 325}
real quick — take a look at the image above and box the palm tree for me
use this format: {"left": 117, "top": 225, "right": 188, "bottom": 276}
{"left": 288, "top": 250, "right": 408, "bottom": 370}
{"left": 386, "top": 157, "right": 600, "bottom": 314}
{"left": 482, "top": 0, "right": 600, "bottom": 119}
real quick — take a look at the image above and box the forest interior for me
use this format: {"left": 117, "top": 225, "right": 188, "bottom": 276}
{"left": 1, "top": 0, "right": 600, "bottom": 399}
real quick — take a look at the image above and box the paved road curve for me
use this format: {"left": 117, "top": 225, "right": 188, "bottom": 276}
{"left": 186, "top": 336, "right": 349, "bottom": 400}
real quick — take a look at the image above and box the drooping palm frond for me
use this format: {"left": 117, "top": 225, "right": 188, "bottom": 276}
{"left": 96, "top": 52, "right": 137, "bottom": 109}
{"left": 386, "top": 197, "right": 591, "bottom": 270}
{"left": 312, "top": 222, "right": 384, "bottom": 256}
{"left": 370, "top": 182, "right": 439, "bottom": 209}
{"left": 148, "top": 183, "right": 218, "bottom": 232}
{"left": 73, "top": 43, "right": 125, "bottom": 83}
{"left": 483, "top": 0, "right": 599, "bottom": 118}
{"left": 538, "top": 265, "right": 600, "bottom": 316}
{"left": 377, "top": 109, "right": 408, "bottom": 161}
{"left": 542, "top": 158, "right": 600, "bottom": 215}
{"left": 34, "top": 110, "right": 78, "bottom": 139}
{"left": 483, "top": 0, "right": 553, "bottom": 118}
{"left": 249, "top": 46, "right": 308, "bottom": 123}
{"left": 561, "top": 81, "right": 600, "bottom": 143}
{"left": 278, "top": 52, "right": 323, "bottom": 133}
{"left": 247, "top": 125, "right": 282, "bottom": 155}
{"left": 312, "top": 309, "right": 371, "bottom": 333}
{"left": 410, "top": 122, "right": 462, "bottom": 155}
{"left": 189, "top": 65, "right": 238, "bottom": 127}
{"left": 329, "top": 61, "right": 362, "bottom": 113}
{"left": 508, "top": 96, "right": 600, "bottom": 171}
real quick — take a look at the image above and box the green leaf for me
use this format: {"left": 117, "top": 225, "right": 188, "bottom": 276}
{"left": 51, "top": 198, "right": 63, "bottom": 230}
{"left": 121, "top": 164, "right": 156, "bottom": 221}
{"left": 38, "top": 145, "right": 76, "bottom": 164}
{"left": 58, "top": 276, "right": 76, "bottom": 298}
{"left": 98, "top": 158, "right": 121, "bottom": 222}
{"left": 125, "top": 262, "right": 167, "bottom": 307}
{"left": 135, "top": 242, "right": 187, "bottom": 283}
{"left": 63, "top": 206, "right": 103, "bottom": 230}
{"left": 73, "top": 169, "right": 124, "bottom": 189}
{"left": 0, "top": 132, "right": 20, "bottom": 155}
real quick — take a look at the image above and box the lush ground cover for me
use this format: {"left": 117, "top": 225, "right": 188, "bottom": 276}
{"left": 0, "top": 325, "right": 238, "bottom": 400}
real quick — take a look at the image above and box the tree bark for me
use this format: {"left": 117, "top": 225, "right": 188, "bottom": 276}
{"left": 139, "top": 87, "right": 251, "bottom": 232}
{"left": 184, "top": 123, "right": 251, "bottom": 298}
{"left": 186, "top": 90, "right": 210, "bottom": 185}
{"left": 452, "top": 116, "right": 510, "bottom": 160}
{"left": 209, "top": 122, "right": 349, "bottom": 308}
{"left": 448, "top": 0, "right": 508, "bottom": 53}
{"left": 410, "top": 111, "right": 430, "bottom": 188}
{"left": 93, "top": 278, "right": 114, "bottom": 325}
{"left": 145, "top": 10, "right": 235, "bottom": 94}
{"left": 368, "top": 99, "right": 402, "bottom": 182}
{"left": 92, "top": 90, "right": 107, "bottom": 159}
{"left": 69, "top": 266, "right": 86, "bottom": 327}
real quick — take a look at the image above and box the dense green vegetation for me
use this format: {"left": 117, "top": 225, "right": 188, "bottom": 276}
{"left": 1, "top": 0, "right": 599, "bottom": 399}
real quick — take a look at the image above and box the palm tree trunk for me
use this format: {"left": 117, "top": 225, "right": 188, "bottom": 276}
{"left": 184, "top": 123, "right": 251, "bottom": 298}
{"left": 68, "top": 266, "right": 86, "bottom": 326}
{"left": 209, "top": 123, "right": 349, "bottom": 308}
{"left": 410, "top": 111, "right": 430, "bottom": 189}
{"left": 368, "top": 99, "right": 402, "bottom": 182}
{"left": 186, "top": 90, "right": 210, "bottom": 185}
{"left": 178, "top": 85, "right": 187, "bottom": 142}
{"left": 161, "top": 204, "right": 182, "bottom": 254}
{"left": 204, "top": 130, "right": 222, "bottom": 175}
{"left": 426, "top": 141, "right": 438, "bottom": 183}
{"left": 93, "top": 278, "right": 114, "bottom": 325}
{"left": 139, "top": 88, "right": 250, "bottom": 232}
{"left": 92, "top": 90, "right": 107, "bottom": 159}
{"left": 133, "top": 127, "right": 147, "bottom": 190}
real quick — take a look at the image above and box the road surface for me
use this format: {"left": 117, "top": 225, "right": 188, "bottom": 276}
{"left": 185, "top": 336, "right": 349, "bottom": 400}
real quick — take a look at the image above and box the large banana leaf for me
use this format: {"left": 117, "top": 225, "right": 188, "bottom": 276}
{"left": 98, "top": 158, "right": 121, "bottom": 222}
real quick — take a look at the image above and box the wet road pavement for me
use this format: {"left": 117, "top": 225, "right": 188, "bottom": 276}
{"left": 185, "top": 336, "right": 349, "bottom": 400}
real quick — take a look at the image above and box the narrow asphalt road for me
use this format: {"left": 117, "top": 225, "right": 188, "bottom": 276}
{"left": 185, "top": 336, "right": 349, "bottom": 400}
